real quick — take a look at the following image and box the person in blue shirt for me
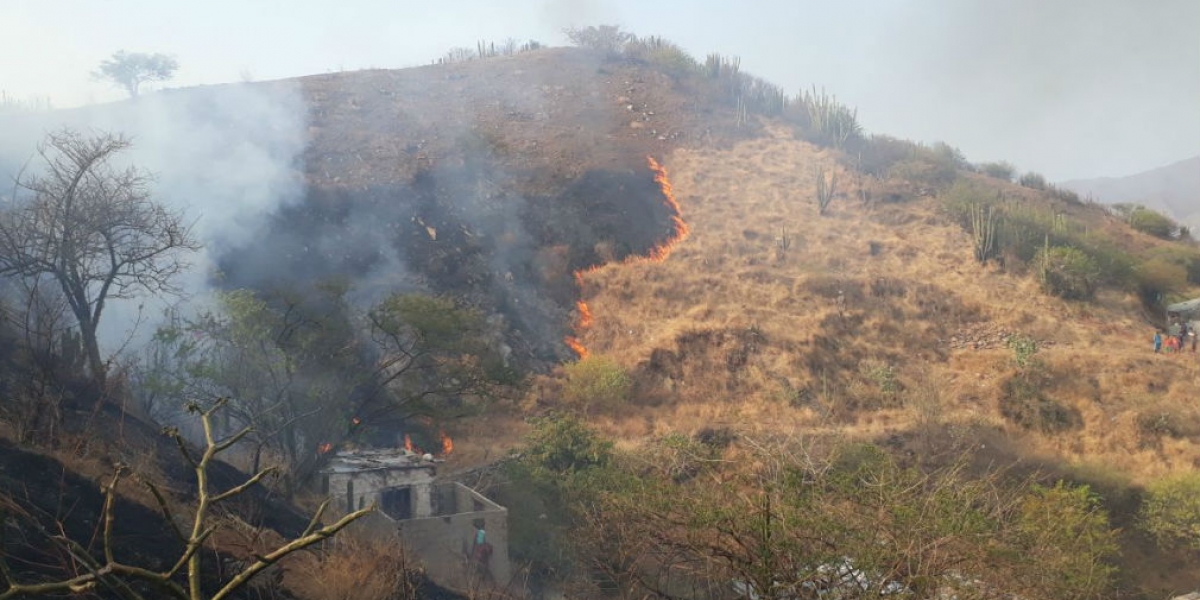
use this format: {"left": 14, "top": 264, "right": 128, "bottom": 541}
{"left": 1153, "top": 330, "right": 1163, "bottom": 353}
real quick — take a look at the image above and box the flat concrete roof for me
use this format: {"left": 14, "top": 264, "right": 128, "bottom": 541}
{"left": 320, "top": 448, "right": 438, "bottom": 474}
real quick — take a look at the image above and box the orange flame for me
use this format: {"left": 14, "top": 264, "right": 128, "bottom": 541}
{"left": 404, "top": 434, "right": 414, "bottom": 453}
{"left": 643, "top": 156, "right": 690, "bottom": 263}
{"left": 317, "top": 442, "right": 333, "bottom": 455}
{"left": 440, "top": 430, "right": 454, "bottom": 455}
{"left": 563, "top": 156, "right": 687, "bottom": 358}
{"left": 565, "top": 336, "right": 590, "bottom": 358}
{"left": 576, "top": 300, "right": 593, "bottom": 328}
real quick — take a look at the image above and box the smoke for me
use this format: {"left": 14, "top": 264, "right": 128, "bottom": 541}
{"left": 540, "top": 0, "right": 619, "bottom": 32}
{"left": 0, "top": 83, "right": 308, "bottom": 352}
{"left": 859, "top": 0, "right": 1200, "bottom": 179}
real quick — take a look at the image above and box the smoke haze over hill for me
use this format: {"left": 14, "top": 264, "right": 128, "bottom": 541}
{"left": 2, "top": 1, "right": 1197, "bottom": 181}
{"left": 0, "top": 84, "right": 308, "bottom": 349}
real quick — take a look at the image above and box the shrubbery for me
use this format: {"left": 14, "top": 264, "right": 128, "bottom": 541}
{"left": 939, "top": 180, "right": 1190, "bottom": 301}
{"left": 852, "top": 136, "right": 962, "bottom": 189}
{"left": 1019, "top": 172, "right": 1047, "bottom": 190}
{"left": 562, "top": 354, "right": 632, "bottom": 411}
{"left": 1038, "top": 246, "right": 1100, "bottom": 300}
{"left": 1134, "top": 256, "right": 1187, "bottom": 305}
{"left": 1139, "top": 472, "right": 1200, "bottom": 551}
{"left": 978, "top": 161, "right": 1017, "bottom": 181}
{"left": 564, "top": 24, "right": 633, "bottom": 56}
{"left": 1128, "top": 207, "right": 1178, "bottom": 239}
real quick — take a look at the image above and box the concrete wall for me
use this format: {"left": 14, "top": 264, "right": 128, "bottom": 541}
{"left": 325, "top": 467, "right": 434, "bottom": 518}
{"left": 398, "top": 484, "right": 506, "bottom": 588}
{"left": 327, "top": 478, "right": 511, "bottom": 591}
{"left": 400, "top": 511, "right": 510, "bottom": 587}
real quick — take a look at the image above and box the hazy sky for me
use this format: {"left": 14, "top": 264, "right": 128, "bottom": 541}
{"left": 2, "top": 0, "right": 1197, "bottom": 180}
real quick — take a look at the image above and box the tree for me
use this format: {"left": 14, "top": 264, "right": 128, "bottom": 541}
{"left": 979, "top": 161, "right": 1017, "bottom": 182}
{"left": 94, "top": 51, "right": 178, "bottom": 98}
{"left": 564, "top": 25, "right": 633, "bottom": 57}
{"left": 137, "top": 289, "right": 512, "bottom": 487}
{"left": 0, "top": 399, "right": 373, "bottom": 600}
{"left": 0, "top": 130, "right": 199, "bottom": 383}
{"left": 558, "top": 437, "right": 1119, "bottom": 600}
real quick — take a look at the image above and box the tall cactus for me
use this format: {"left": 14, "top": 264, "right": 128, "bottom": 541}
{"left": 970, "top": 203, "right": 1000, "bottom": 263}
{"left": 815, "top": 167, "right": 838, "bottom": 215}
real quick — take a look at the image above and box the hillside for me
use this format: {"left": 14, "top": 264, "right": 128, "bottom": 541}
{"left": 4, "top": 41, "right": 1200, "bottom": 599}
{"left": 1063, "top": 156, "right": 1200, "bottom": 229}
{"left": 578, "top": 128, "right": 1199, "bottom": 477}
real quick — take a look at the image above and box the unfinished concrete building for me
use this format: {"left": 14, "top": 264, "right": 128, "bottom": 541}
{"left": 321, "top": 448, "right": 511, "bottom": 586}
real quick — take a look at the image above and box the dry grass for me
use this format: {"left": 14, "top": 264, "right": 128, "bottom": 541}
{"left": 552, "top": 123, "right": 1200, "bottom": 482}
{"left": 285, "top": 536, "right": 418, "bottom": 600}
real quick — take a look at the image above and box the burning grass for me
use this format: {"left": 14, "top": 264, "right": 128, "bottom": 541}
{"left": 542, "top": 123, "right": 1200, "bottom": 485}
{"left": 565, "top": 156, "right": 691, "bottom": 358}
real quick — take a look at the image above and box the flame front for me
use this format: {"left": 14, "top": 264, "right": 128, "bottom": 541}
{"left": 644, "top": 156, "right": 690, "bottom": 262}
{"left": 576, "top": 300, "right": 593, "bottom": 328}
{"left": 565, "top": 335, "right": 590, "bottom": 358}
{"left": 404, "top": 433, "right": 414, "bottom": 453}
{"left": 564, "top": 156, "right": 687, "bottom": 358}
{"left": 440, "top": 431, "right": 454, "bottom": 455}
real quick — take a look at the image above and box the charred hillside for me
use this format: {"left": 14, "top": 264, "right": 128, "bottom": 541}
{"left": 216, "top": 47, "right": 746, "bottom": 366}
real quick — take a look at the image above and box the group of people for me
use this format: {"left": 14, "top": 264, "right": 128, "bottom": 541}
{"left": 1154, "top": 321, "right": 1196, "bottom": 353}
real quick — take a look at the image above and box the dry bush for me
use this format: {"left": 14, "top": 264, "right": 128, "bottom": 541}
{"left": 1136, "top": 403, "right": 1200, "bottom": 446}
{"left": 287, "top": 537, "right": 418, "bottom": 600}
{"left": 1000, "top": 373, "right": 1082, "bottom": 433}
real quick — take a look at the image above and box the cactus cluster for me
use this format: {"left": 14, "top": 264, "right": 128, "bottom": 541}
{"left": 970, "top": 202, "right": 1000, "bottom": 264}
{"left": 796, "top": 86, "right": 861, "bottom": 149}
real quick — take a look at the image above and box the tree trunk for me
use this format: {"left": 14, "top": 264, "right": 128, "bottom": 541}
{"left": 77, "top": 317, "right": 106, "bottom": 386}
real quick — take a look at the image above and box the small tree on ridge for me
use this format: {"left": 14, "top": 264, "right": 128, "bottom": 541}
{"left": 94, "top": 50, "right": 178, "bottom": 98}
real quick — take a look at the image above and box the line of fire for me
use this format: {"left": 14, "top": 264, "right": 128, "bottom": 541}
{"left": 565, "top": 156, "right": 690, "bottom": 358}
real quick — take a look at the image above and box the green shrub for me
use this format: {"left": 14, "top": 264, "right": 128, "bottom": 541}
{"left": 564, "top": 24, "right": 633, "bottom": 56}
{"left": 1013, "top": 482, "right": 1118, "bottom": 597}
{"left": 978, "top": 161, "right": 1017, "bottom": 181}
{"left": 522, "top": 414, "right": 613, "bottom": 475}
{"left": 1148, "top": 245, "right": 1200, "bottom": 284}
{"left": 889, "top": 158, "right": 958, "bottom": 189}
{"left": 1006, "top": 334, "right": 1040, "bottom": 370}
{"left": 1037, "top": 246, "right": 1100, "bottom": 300}
{"left": 930, "top": 141, "right": 969, "bottom": 170}
{"left": 1139, "top": 472, "right": 1200, "bottom": 550}
{"left": 1018, "top": 172, "right": 1047, "bottom": 190}
{"left": 562, "top": 354, "right": 632, "bottom": 411}
{"left": 1075, "top": 232, "right": 1137, "bottom": 287}
{"left": 1134, "top": 256, "right": 1187, "bottom": 302}
{"left": 853, "top": 135, "right": 924, "bottom": 178}
{"left": 1128, "top": 207, "right": 1178, "bottom": 239}
{"left": 1046, "top": 185, "right": 1082, "bottom": 205}
{"left": 625, "top": 35, "right": 700, "bottom": 77}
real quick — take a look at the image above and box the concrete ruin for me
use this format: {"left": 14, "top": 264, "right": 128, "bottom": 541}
{"left": 321, "top": 448, "right": 511, "bottom": 587}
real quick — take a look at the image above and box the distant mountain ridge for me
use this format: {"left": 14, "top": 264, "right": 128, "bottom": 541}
{"left": 1061, "top": 156, "right": 1200, "bottom": 228}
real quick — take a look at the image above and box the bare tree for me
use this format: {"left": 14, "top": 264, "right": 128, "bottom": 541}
{"left": 94, "top": 51, "right": 179, "bottom": 98}
{"left": 0, "top": 399, "right": 374, "bottom": 600}
{"left": 0, "top": 129, "right": 199, "bottom": 384}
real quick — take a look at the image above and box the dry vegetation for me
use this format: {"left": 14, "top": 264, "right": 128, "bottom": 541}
{"left": 562, "top": 124, "right": 1200, "bottom": 486}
